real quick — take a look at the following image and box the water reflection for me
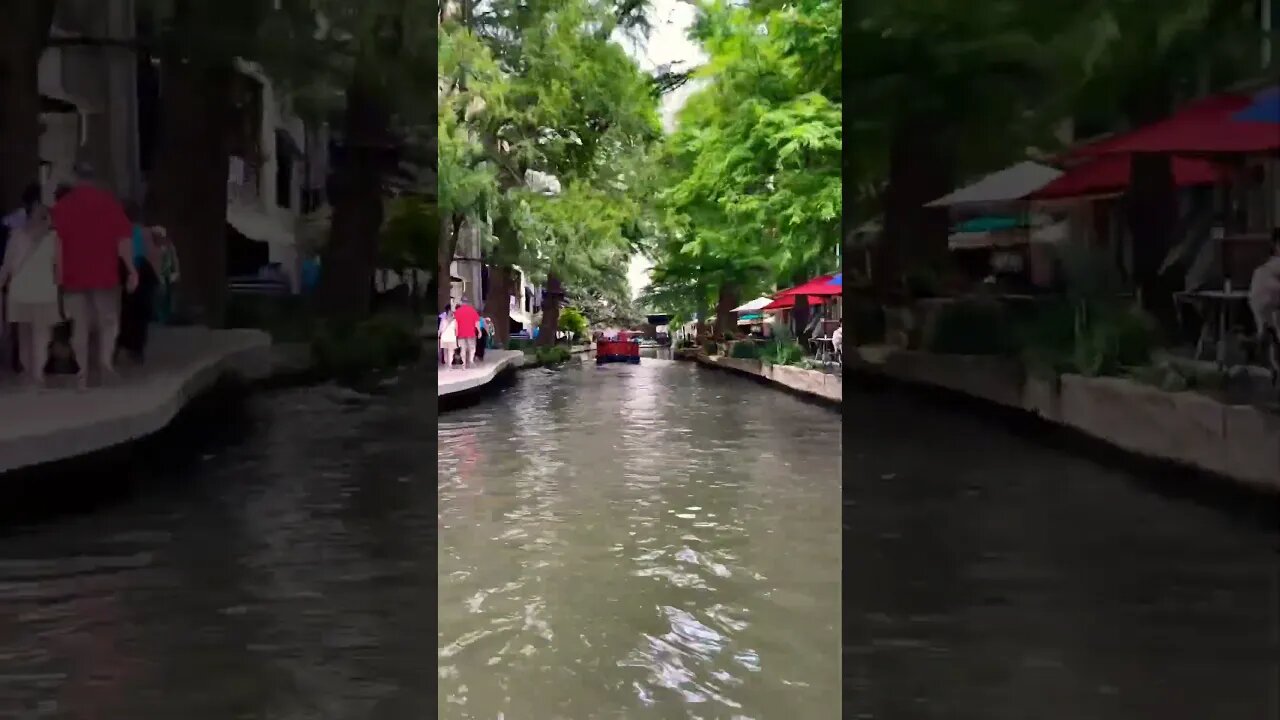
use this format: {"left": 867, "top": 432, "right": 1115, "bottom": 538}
{"left": 438, "top": 359, "right": 843, "bottom": 718}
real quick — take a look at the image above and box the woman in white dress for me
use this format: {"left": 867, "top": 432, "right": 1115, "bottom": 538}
{"left": 0, "top": 205, "right": 60, "bottom": 387}
{"left": 440, "top": 309, "right": 459, "bottom": 370}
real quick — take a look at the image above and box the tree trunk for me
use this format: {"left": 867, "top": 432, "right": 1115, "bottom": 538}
{"left": 1122, "top": 84, "right": 1177, "bottom": 325}
{"left": 1126, "top": 153, "right": 1178, "bottom": 324}
{"left": 437, "top": 213, "right": 462, "bottom": 311}
{"left": 536, "top": 271, "right": 563, "bottom": 347}
{"left": 714, "top": 283, "right": 739, "bottom": 338}
{"left": 0, "top": 1, "right": 55, "bottom": 208}
{"left": 317, "top": 65, "right": 392, "bottom": 320}
{"left": 484, "top": 263, "right": 512, "bottom": 346}
{"left": 148, "top": 58, "right": 234, "bottom": 327}
{"left": 877, "top": 118, "right": 954, "bottom": 302}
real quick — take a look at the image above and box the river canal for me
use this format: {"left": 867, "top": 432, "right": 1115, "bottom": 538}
{"left": 0, "top": 358, "right": 1275, "bottom": 719}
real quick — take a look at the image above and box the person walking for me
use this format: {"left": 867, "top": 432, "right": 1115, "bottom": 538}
{"left": 117, "top": 204, "right": 160, "bottom": 363}
{"left": 51, "top": 163, "right": 138, "bottom": 389}
{"left": 0, "top": 204, "right": 60, "bottom": 388}
{"left": 476, "top": 315, "right": 491, "bottom": 362}
{"left": 453, "top": 302, "right": 481, "bottom": 368}
{"left": 2, "top": 183, "right": 42, "bottom": 376}
{"left": 440, "top": 309, "right": 459, "bottom": 370}
{"left": 152, "top": 225, "right": 179, "bottom": 323}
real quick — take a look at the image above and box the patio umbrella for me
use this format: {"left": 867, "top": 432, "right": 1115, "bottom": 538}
{"left": 774, "top": 273, "right": 843, "bottom": 298}
{"left": 1072, "top": 92, "right": 1280, "bottom": 155}
{"left": 763, "top": 294, "right": 823, "bottom": 311}
{"left": 1030, "top": 154, "right": 1228, "bottom": 200}
{"left": 925, "top": 161, "right": 1062, "bottom": 207}
{"left": 827, "top": 273, "right": 842, "bottom": 287}
{"left": 731, "top": 297, "right": 775, "bottom": 313}
{"left": 1232, "top": 85, "right": 1280, "bottom": 123}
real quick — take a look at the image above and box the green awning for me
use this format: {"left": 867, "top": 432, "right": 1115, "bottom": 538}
{"left": 953, "top": 216, "right": 1027, "bottom": 233}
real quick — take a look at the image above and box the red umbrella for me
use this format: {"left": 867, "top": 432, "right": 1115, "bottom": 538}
{"left": 1031, "top": 154, "right": 1228, "bottom": 200}
{"left": 1070, "top": 93, "right": 1279, "bottom": 156}
{"left": 774, "top": 273, "right": 843, "bottom": 298}
{"left": 763, "top": 294, "right": 825, "bottom": 311}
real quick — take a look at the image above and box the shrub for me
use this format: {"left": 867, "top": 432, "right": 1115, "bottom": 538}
{"left": 532, "top": 345, "right": 572, "bottom": 365}
{"left": 1017, "top": 299, "right": 1159, "bottom": 377}
{"left": 729, "top": 340, "right": 760, "bottom": 359}
{"left": 760, "top": 337, "right": 805, "bottom": 365}
{"left": 927, "top": 299, "right": 1017, "bottom": 355}
{"left": 559, "top": 307, "right": 588, "bottom": 342}
{"left": 904, "top": 267, "right": 941, "bottom": 299}
{"left": 226, "top": 293, "right": 313, "bottom": 342}
{"left": 507, "top": 337, "right": 534, "bottom": 351}
{"left": 311, "top": 313, "right": 421, "bottom": 381}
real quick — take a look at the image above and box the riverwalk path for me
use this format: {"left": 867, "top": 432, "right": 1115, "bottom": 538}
{"left": 0, "top": 326, "right": 272, "bottom": 474}
{"left": 437, "top": 350, "right": 524, "bottom": 397}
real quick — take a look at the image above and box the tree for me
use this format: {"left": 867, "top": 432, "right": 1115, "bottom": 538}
{"left": 0, "top": 0, "right": 55, "bottom": 210}
{"left": 141, "top": 0, "right": 280, "bottom": 326}
{"left": 438, "top": 18, "right": 502, "bottom": 312}
{"left": 1055, "top": 0, "right": 1263, "bottom": 320}
{"left": 648, "top": 0, "right": 841, "bottom": 332}
{"left": 462, "top": 0, "right": 660, "bottom": 347}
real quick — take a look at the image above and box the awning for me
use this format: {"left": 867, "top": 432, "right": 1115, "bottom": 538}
{"left": 953, "top": 216, "right": 1026, "bottom": 233}
{"left": 764, "top": 294, "right": 829, "bottom": 311}
{"left": 1072, "top": 93, "right": 1280, "bottom": 155}
{"left": 731, "top": 297, "right": 774, "bottom": 313}
{"left": 1030, "top": 154, "right": 1227, "bottom": 200}
{"left": 925, "top": 161, "right": 1062, "bottom": 207}
{"left": 775, "top": 273, "right": 842, "bottom": 298}
{"left": 227, "top": 205, "right": 295, "bottom": 246}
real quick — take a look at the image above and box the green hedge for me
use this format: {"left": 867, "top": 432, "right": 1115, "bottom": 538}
{"left": 311, "top": 313, "right": 421, "bottom": 382}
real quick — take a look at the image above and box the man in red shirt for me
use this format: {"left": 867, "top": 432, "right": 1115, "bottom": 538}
{"left": 453, "top": 302, "right": 482, "bottom": 368}
{"left": 52, "top": 164, "right": 138, "bottom": 388}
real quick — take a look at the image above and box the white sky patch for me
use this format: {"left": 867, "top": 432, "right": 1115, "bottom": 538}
{"left": 615, "top": 0, "right": 706, "bottom": 301}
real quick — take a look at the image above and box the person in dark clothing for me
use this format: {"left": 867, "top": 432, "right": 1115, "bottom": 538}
{"left": 116, "top": 203, "right": 158, "bottom": 363}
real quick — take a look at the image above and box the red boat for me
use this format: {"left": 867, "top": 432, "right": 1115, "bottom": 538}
{"left": 597, "top": 331, "right": 641, "bottom": 364}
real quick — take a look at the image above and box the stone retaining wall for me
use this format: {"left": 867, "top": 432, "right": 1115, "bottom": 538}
{"left": 853, "top": 347, "right": 1280, "bottom": 491}
{"left": 694, "top": 355, "right": 841, "bottom": 404}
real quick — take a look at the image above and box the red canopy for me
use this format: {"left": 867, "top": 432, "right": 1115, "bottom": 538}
{"left": 775, "top": 274, "right": 842, "bottom": 297}
{"left": 1031, "top": 155, "right": 1228, "bottom": 200}
{"left": 763, "top": 294, "right": 826, "bottom": 311}
{"left": 1071, "top": 93, "right": 1280, "bottom": 156}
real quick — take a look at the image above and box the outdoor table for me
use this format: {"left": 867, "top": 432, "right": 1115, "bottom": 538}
{"left": 810, "top": 336, "right": 836, "bottom": 369}
{"left": 1173, "top": 289, "right": 1251, "bottom": 370}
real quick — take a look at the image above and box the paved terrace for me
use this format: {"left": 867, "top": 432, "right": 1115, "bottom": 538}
{"left": 437, "top": 350, "right": 524, "bottom": 397}
{"left": 0, "top": 326, "right": 272, "bottom": 474}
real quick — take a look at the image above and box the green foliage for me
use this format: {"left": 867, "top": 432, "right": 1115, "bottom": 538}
{"left": 530, "top": 345, "right": 572, "bottom": 365}
{"left": 507, "top": 337, "right": 534, "bottom": 351}
{"left": 558, "top": 307, "right": 589, "bottom": 340}
{"left": 759, "top": 337, "right": 806, "bottom": 366}
{"left": 310, "top": 313, "right": 422, "bottom": 382}
{"left": 729, "top": 340, "right": 760, "bottom": 359}
{"left": 646, "top": 0, "right": 840, "bottom": 318}
{"left": 1017, "top": 298, "right": 1160, "bottom": 377}
{"left": 380, "top": 196, "right": 437, "bottom": 271}
{"left": 225, "top": 293, "right": 314, "bottom": 342}
{"left": 927, "top": 300, "right": 1018, "bottom": 356}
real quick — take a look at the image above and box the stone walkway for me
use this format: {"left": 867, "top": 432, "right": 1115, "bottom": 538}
{"left": 0, "top": 326, "right": 272, "bottom": 473}
{"left": 437, "top": 350, "right": 524, "bottom": 397}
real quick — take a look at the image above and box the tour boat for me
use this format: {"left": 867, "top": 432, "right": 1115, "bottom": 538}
{"left": 597, "top": 331, "right": 641, "bottom": 364}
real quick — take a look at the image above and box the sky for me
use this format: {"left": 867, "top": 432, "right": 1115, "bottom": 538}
{"left": 616, "top": 0, "right": 707, "bottom": 302}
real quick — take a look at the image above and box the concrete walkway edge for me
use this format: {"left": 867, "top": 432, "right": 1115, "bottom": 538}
{"left": 0, "top": 328, "right": 273, "bottom": 474}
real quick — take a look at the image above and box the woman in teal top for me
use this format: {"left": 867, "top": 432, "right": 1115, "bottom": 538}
{"left": 117, "top": 209, "right": 159, "bottom": 362}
